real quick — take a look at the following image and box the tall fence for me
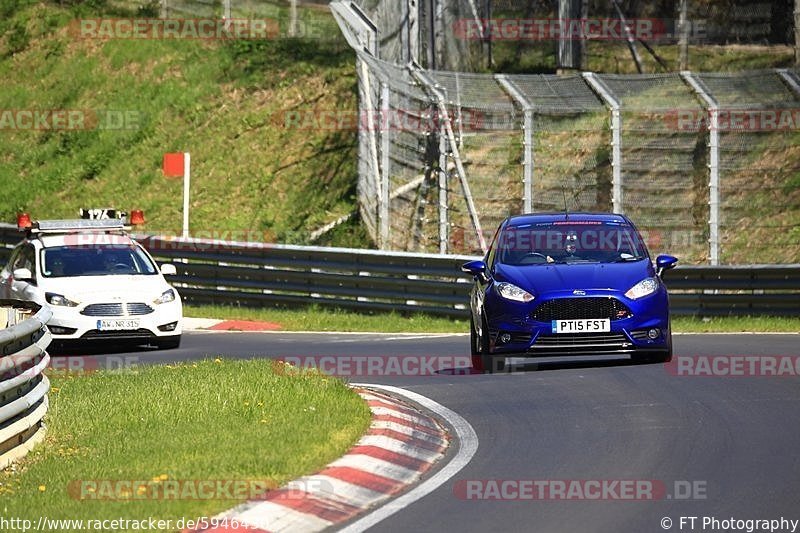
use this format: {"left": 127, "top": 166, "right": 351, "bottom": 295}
{"left": 332, "top": 1, "right": 800, "bottom": 265}
{"left": 0, "top": 301, "right": 51, "bottom": 469}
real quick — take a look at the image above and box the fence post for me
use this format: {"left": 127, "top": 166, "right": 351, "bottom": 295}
{"left": 682, "top": 71, "right": 720, "bottom": 266}
{"left": 777, "top": 68, "right": 800, "bottom": 96}
{"left": 438, "top": 123, "right": 449, "bottom": 254}
{"left": 410, "top": 67, "right": 487, "bottom": 252}
{"left": 583, "top": 73, "right": 623, "bottom": 214}
{"left": 289, "top": 0, "right": 298, "bottom": 38}
{"left": 379, "top": 82, "right": 391, "bottom": 249}
{"left": 496, "top": 75, "right": 534, "bottom": 213}
{"left": 160, "top": 0, "right": 168, "bottom": 18}
{"left": 406, "top": 0, "right": 419, "bottom": 64}
{"left": 359, "top": 59, "right": 383, "bottom": 247}
{"left": 223, "top": 0, "right": 231, "bottom": 22}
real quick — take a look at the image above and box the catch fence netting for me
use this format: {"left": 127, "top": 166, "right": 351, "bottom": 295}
{"left": 336, "top": 0, "right": 800, "bottom": 263}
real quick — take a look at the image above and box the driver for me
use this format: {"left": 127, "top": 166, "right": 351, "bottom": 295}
{"left": 565, "top": 231, "right": 578, "bottom": 255}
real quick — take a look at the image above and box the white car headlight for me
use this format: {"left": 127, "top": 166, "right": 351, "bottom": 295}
{"left": 154, "top": 289, "right": 176, "bottom": 305}
{"left": 625, "top": 278, "right": 659, "bottom": 300}
{"left": 45, "top": 292, "right": 78, "bottom": 307}
{"left": 496, "top": 282, "right": 535, "bottom": 303}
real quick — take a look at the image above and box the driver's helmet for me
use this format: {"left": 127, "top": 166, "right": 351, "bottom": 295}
{"left": 565, "top": 231, "right": 578, "bottom": 254}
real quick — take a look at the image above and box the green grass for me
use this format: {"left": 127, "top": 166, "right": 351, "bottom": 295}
{"left": 0, "top": 1, "right": 363, "bottom": 248}
{"left": 671, "top": 316, "right": 800, "bottom": 333}
{"left": 1, "top": 359, "right": 371, "bottom": 528}
{"left": 186, "top": 304, "right": 800, "bottom": 333}
{"left": 186, "top": 304, "right": 469, "bottom": 333}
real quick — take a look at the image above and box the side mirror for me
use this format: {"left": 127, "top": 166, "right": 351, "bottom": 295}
{"left": 160, "top": 264, "right": 177, "bottom": 276}
{"left": 13, "top": 267, "right": 33, "bottom": 281}
{"left": 656, "top": 254, "right": 678, "bottom": 276}
{"left": 461, "top": 260, "right": 488, "bottom": 280}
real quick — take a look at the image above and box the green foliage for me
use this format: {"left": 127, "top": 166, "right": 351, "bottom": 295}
{"left": 4, "top": 19, "right": 30, "bottom": 56}
{"left": 0, "top": 2, "right": 364, "bottom": 248}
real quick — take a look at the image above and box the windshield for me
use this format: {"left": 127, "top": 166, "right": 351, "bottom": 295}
{"left": 497, "top": 221, "right": 648, "bottom": 266}
{"left": 41, "top": 244, "right": 158, "bottom": 278}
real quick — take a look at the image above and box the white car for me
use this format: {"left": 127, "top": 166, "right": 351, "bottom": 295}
{"left": 0, "top": 218, "right": 182, "bottom": 350}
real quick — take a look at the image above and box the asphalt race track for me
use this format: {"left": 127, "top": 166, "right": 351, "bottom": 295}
{"left": 53, "top": 332, "right": 800, "bottom": 533}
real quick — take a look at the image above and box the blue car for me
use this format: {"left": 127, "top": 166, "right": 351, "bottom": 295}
{"left": 462, "top": 212, "right": 678, "bottom": 373}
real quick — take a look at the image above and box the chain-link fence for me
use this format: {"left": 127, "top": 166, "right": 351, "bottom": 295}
{"left": 333, "top": 1, "right": 800, "bottom": 265}
{"left": 347, "top": 0, "right": 795, "bottom": 72}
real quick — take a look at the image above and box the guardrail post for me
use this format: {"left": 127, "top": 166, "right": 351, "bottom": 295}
{"left": 583, "top": 73, "right": 623, "bottom": 214}
{"left": 682, "top": 71, "right": 720, "bottom": 266}
{"left": 496, "top": 75, "right": 534, "bottom": 213}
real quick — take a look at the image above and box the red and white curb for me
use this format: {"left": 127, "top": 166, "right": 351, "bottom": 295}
{"left": 183, "top": 317, "right": 281, "bottom": 332}
{"left": 189, "top": 384, "right": 477, "bottom": 532}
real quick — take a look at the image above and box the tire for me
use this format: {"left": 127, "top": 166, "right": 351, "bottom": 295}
{"left": 470, "top": 316, "right": 484, "bottom": 372}
{"left": 479, "top": 316, "right": 505, "bottom": 374}
{"left": 155, "top": 335, "right": 181, "bottom": 350}
{"left": 633, "top": 349, "right": 671, "bottom": 364}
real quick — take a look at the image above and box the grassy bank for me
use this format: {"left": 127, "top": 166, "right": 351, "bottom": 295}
{"left": 0, "top": 1, "right": 364, "bottom": 247}
{"left": 1, "top": 359, "right": 371, "bottom": 527}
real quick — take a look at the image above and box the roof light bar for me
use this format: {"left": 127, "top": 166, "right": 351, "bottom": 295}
{"left": 32, "top": 219, "right": 127, "bottom": 234}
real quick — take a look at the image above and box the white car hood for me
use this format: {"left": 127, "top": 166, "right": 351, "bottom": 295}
{"left": 40, "top": 275, "right": 172, "bottom": 304}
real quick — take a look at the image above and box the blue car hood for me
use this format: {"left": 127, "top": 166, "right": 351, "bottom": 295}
{"left": 494, "top": 261, "right": 654, "bottom": 295}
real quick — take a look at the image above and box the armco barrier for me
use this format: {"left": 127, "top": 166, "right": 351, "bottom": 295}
{"left": 0, "top": 223, "right": 798, "bottom": 317}
{"left": 0, "top": 299, "right": 51, "bottom": 469}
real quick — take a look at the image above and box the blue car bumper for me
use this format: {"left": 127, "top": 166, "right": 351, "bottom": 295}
{"left": 483, "top": 289, "right": 671, "bottom": 357}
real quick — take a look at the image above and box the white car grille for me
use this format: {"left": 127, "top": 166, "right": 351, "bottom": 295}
{"left": 80, "top": 303, "right": 154, "bottom": 316}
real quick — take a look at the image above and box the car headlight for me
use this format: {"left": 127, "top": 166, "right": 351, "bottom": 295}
{"left": 45, "top": 292, "right": 78, "bottom": 307}
{"left": 154, "top": 289, "right": 176, "bottom": 305}
{"left": 495, "top": 282, "right": 535, "bottom": 303}
{"left": 625, "top": 277, "right": 659, "bottom": 300}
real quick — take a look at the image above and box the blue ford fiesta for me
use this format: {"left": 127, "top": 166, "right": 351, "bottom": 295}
{"left": 462, "top": 212, "right": 678, "bottom": 373}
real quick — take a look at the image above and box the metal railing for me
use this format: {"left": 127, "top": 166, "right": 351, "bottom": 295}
{"left": 0, "top": 300, "right": 52, "bottom": 469}
{"left": 1, "top": 224, "right": 797, "bottom": 317}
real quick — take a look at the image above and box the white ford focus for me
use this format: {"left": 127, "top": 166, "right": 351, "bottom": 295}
{"left": 0, "top": 216, "right": 182, "bottom": 351}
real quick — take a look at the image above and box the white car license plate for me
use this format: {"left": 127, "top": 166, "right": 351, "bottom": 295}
{"left": 551, "top": 319, "right": 610, "bottom": 334}
{"left": 97, "top": 319, "right": 140, "bottom": 331}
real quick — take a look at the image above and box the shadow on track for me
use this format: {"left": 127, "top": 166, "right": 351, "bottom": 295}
{"left": 436, "top": 356, "right": 654, "bottom": 376}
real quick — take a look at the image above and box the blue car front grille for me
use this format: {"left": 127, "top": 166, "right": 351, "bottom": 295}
{"left": 530, "top": 297, "right": 632, "bottom": 322}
